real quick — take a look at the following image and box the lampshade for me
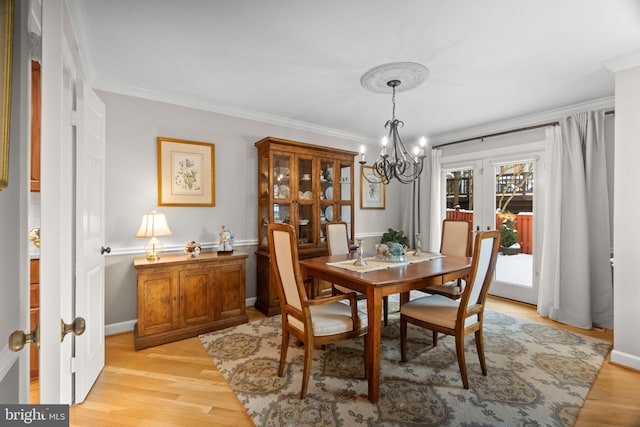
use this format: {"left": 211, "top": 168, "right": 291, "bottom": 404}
{"left": 135, "top": 211, "right": 172, "bottom": 238}
{"left": 135, "top": 211, "right": 172, "bottom": 261}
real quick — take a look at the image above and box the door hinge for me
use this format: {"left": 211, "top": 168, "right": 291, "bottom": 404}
{"left": 71, "top": 356, "right": 79, "bottom": 373}
{"left": 71, "top": 110, "right": 78, "bottom": 127}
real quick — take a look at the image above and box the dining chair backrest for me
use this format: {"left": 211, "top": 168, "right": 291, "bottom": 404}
{"left": 326, "top": 222, "right": 350, "bottom": 256}
{"left": 459, "top": 230, "right": 500, "bottom": 314}
{"left": 268, "top": 223, "right": 305, "bottom": 312}
{"left": 440, "top": 219, "right": 473, "bottom": 257}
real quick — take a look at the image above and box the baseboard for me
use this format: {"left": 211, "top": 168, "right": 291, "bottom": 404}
{"left": 610, "top": 349, "right": 640, "bottom": 371}
{"left": 105, "top": 319, "right": 137, "bottom": 336}
{"left": 105, "top": 297, "right": 258, "bottom": 336}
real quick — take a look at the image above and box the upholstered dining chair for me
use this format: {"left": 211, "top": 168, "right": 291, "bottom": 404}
{"left": 400, "top": 230, "right": 500, "bottom": 389}
{"left": 420, "top": 219, "right": 473, "bottom": 300}
{"left": 326, "top": 222, "right": 389, "bottom": 325}
{"left": 268, "top": 223, "right": 368, "bottom": 399}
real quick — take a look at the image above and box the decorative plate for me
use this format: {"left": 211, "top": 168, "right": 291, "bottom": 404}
{"left": 325, "top": 206, "right": 333, "bottom": 222}
{"left": 279, "top": 185, "right": 289, "bottom": 198}
{"left": 325, "top": 186, "right": 333, "bottom": 199}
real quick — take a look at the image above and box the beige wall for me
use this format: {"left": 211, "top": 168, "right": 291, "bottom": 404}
{"left": 99, "top": 91, "right": 401, "bottom": 329}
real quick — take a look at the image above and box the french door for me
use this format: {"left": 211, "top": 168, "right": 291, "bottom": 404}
{"left": 441, "top": 145, "right": 544, "bottom": 305}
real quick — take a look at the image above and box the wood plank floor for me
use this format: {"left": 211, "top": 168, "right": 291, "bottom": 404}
{"left": 50, "top": 297, "right": 639, "bottom": 426}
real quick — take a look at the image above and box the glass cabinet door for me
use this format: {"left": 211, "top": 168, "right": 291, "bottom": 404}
{"left": 339, "top": 161, "right": 352, "bottom": 201}
{"left": 297, "top": 157, "right": 314, "bottom": 247}
{"left": 273, "top": 154, "right": 291, "bottom": 201}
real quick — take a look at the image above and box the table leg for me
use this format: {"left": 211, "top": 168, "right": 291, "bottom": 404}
{"left": 365, "top": 286, "right": 382, "bottom": 403}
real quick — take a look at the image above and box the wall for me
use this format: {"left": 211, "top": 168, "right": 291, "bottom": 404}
{"left": 612, "top": 65, "right": 640, "bottom": 370}
{"left": 99, "top": 91, "right": 401, "bottom": 329}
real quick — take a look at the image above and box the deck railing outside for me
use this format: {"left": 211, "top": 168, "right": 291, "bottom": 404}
{"left": 445, "top": 209, "right": 533, "bottom": 254}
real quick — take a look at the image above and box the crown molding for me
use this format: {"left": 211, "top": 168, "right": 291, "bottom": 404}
{"left": 429, "top": 96, "right": 615, "bottom": 146}
{"left": 603, "top": 49, "right": 640, "bottom": 73}
{"left": 93, "top": 81, "right": 371, "bottom": 144}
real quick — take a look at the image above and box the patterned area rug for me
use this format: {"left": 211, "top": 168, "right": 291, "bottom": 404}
{"left": 199, "top": 302, "right": 610, "bottom": 426}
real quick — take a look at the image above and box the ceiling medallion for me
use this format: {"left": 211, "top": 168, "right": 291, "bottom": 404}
{"left": 360, "top": 62, "right": 429, "bottom": 94}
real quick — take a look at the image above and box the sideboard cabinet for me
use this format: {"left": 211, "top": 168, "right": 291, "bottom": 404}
{"left": 133, "top": 252, "right": 248, "bottom": 350}
{"left": 255, "top": 136, "right": 357, "bottom": 315}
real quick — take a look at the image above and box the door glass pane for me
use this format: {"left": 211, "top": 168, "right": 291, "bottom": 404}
{"left": 340, "top": 205, "right": 352, "bottom": 240}
{"left": 320, "top": 160, "right": 334, "bottom": 201}
{"left": 298, "top": 203, "right": 313, "bottom": 245}
{"left": 494, "top": 162, "right": 534, "bottom": 287}
{"left": 273, "top": 203, "right": 290, "bottom": 225}
{"left": 274, "top": 155, "right": 291, "bottom": 200}
{"left": 298, "top": 158, "right": 313, "bottom": 201}
{"left": 445, "top": 168, "right": 474, "bottom": 220}
{"left": 339, "top": 163, "right": 351, "bottom": 201}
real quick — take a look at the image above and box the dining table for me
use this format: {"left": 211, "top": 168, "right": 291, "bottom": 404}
{"left": 299, "top": 251, "right": 471, "bottom": 403}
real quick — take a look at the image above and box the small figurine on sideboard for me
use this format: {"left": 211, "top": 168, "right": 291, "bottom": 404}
{"left": 219, "top": 225, "right": 234, "bottom": 254}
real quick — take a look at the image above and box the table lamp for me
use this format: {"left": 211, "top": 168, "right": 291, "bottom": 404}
{"left": 135, "top": 210, "right": 172, "bottom": 261}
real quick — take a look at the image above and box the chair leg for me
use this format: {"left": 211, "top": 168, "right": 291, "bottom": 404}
{"left": 383, "top": 296, "right": 389, "bottom": 326}
{"left": 475, "top": 329, "right": 487, "bottom": 376}
{"left": 279, "top": 331, "right": 289, "bottom": 377}
{"left": 400, "top": 317, "right": 407, "bottom": 362}
{"left": 363, "top": 334, "right": 368, "bottom": 380}
{"left": 300, "top": 337, "right": 314, "bottom": 399}
{"left": 455, "top": 335, "right": 469, "bottom": 389}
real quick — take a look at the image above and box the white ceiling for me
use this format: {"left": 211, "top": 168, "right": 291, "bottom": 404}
{"left": 67, "top": 0, "right": 640, "bottom": 145}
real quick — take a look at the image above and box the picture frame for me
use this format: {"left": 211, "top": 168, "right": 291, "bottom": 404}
{"left": 157, "top": 137, "right": 215, "bottom": 206}
{"left": 360, "top": 165, "right": 385, "bottom": 209}
{"left": 0, "top": 0, "right": 13, "bottom": 191}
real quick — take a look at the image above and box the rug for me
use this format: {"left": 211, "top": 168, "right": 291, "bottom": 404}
{"left": 199, "top": 301, "right": 610, "bottom": 427}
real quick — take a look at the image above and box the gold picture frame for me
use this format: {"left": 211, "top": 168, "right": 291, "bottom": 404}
{"left": 157, "top": 137, "right": 215, "bottom": 206}
{"left": 360, "top": 166, "right": 385, "bottom": 209}
{"left": 0, "top": 0, "right": 13, "bottom": 191}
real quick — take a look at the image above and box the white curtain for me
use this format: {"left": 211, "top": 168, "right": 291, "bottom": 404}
{"left": 538, "top": 110, "right": 613, "bottom": 329}
{"left": 429, "top": 148, "right": 442, "bottom": 252}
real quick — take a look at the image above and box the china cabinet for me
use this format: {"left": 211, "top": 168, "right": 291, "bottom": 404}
{"left": 255, "top": 136, "right": 357, "bottom": 315}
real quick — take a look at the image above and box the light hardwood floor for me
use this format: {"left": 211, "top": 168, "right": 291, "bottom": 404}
{"left": 39, "top": 297, "right": 638, "bottom": 426}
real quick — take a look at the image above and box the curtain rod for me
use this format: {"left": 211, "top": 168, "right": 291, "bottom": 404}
{"left": 434, "top": 110, "right": 614, "bottom": 149}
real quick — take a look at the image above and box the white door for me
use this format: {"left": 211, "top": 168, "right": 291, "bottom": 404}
{"left": 74, "top": 82, "right": 106, "bottom": 403}
{"left": 0, "top": 0, "right": 30, "bottom": 403}
{"left": 39, "top": 0, "right": 105, "bottom": 404}
{"left": 441, "top": 144, "right": 544, "bottom": 305}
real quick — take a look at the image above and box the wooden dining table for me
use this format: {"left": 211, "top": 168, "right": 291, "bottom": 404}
{"left": 299, "top": 252, "right": 471, "bottom": 403}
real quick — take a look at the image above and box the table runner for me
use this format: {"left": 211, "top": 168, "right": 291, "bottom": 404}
{"left": 326, "top": 252, "right": 444, "bottom": 273}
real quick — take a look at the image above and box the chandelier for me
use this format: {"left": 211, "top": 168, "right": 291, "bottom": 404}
{"left": 359, "top": 62, "right": 429, "bottom": 185}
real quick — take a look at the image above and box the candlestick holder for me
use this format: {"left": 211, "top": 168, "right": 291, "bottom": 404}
{"left": 353, "top": 238, "right": 368, "bottom": 266}
{"left": 414, "top": 233, "right": 425, "bottom": 257}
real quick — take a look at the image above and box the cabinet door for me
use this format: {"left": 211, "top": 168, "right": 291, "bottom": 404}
{"left": 214, "top": 263, "right": 246, "bottom": 319}
{"left": 297, "top": 155, "right": 315, "bottom": 247}
{"left": 137, "top": 271, "right": 179, "bottom": 336}
{"left": 179, "top": 267, "right": 215, "bottom": 328}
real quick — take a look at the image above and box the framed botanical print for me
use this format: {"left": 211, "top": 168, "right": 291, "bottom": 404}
{"left": 157, "top": 137, "right": 215, "bottom": 206}
{"left": 360, "top": 166, "right": 385, "bottom": 209}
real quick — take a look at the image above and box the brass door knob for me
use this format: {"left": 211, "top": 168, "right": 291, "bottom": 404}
{"left": 60, "top": 317, "right": 86, "bottom": 342}
{"left": 8, "top": 325, "right": 40, "bottom": 351}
